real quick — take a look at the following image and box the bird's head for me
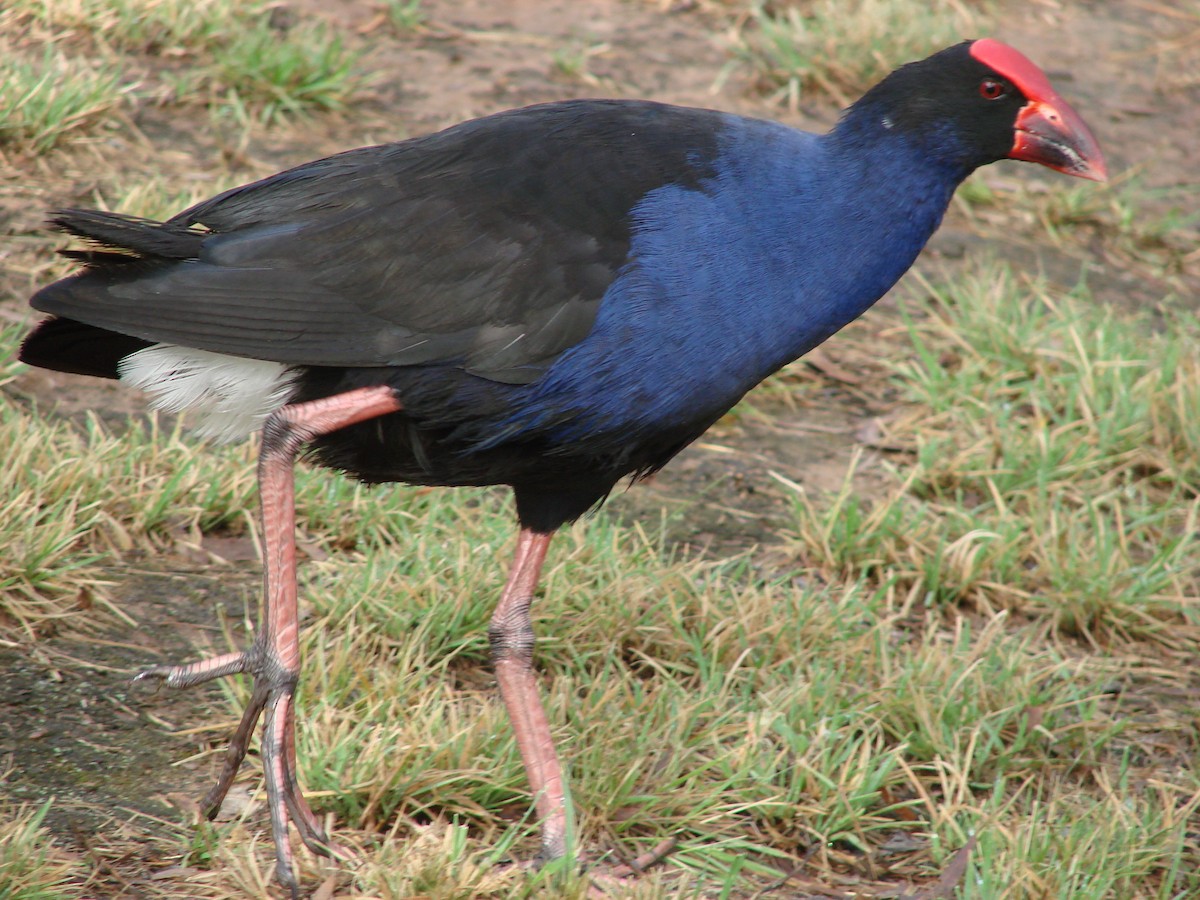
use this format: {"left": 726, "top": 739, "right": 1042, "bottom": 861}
{"left": 847, "top": 39, "right": 1107, "bottom": 183}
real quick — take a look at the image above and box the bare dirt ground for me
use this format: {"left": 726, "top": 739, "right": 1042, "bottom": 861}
{"left": 1, "top": 0, "right": 1197, "bottom": 896}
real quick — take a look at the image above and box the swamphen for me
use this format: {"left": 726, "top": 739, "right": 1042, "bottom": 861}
{"left": 20, "top": 39, "right": 1105, "bottom": 895}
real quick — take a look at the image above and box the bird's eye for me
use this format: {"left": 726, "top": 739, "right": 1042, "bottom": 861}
{"left": 979, "top": 78, "right": 1007, "bottom": 100}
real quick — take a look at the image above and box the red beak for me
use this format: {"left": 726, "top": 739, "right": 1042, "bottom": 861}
{"left": 1011, "top": 97, "right": 1107, "bottom": 182}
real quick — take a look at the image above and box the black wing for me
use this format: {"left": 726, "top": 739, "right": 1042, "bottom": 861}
{"left": 30, "top": 100, "right": 723, "bottom": 383}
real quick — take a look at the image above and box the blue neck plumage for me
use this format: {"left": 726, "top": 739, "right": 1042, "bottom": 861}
{"left": 622, "top": 113, "right": 963, "bottom": 384}
{"left": 491, "top": 111, "right": 968, "bottom": 448}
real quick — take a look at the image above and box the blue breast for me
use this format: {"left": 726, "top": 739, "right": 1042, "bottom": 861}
{"left": 480, "top": 114, "right": 960, "bottom": 450}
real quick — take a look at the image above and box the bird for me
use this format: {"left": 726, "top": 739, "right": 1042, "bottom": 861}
{"left": 19, "top": 39, "right": 1105, "bottom": 896}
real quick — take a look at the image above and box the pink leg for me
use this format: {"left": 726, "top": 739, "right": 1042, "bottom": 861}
{"left": 489, "top": 529, "right": 569, "bottom": 860}
{"left": 136, "top": 385, "right": 402, "bottom": 898}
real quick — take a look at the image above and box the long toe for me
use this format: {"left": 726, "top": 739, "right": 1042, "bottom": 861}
{"left": 260, "top": 683, "right": 347, "bottom": 893}
{"left": 134, "top": 650, "right": 250, "bottom": 688}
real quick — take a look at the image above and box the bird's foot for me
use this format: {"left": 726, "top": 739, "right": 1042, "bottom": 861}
{"left": 583, "top": 838, "right": 678, "bottom": 897}
{"left": 135, "top": 647, "right": 351, "bottom": 898}
{"left": 606, "top": 837, "right": 678, "bottom": 877}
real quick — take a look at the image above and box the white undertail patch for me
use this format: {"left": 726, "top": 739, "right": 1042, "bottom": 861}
{"left": 118, "top": 344, "right": 300, "bottom": 442}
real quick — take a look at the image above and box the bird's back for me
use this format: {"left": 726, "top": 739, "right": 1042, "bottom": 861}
{"left": 27, "top": 100, "right": 728, "bottom": 379}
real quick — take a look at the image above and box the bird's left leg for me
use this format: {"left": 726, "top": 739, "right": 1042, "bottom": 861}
{"left": 136, "top": 385, "right": 403, "bottom": 897}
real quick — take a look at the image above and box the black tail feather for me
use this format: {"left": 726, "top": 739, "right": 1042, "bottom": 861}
{"left": 18, "top": 317, "right": 152, "bottom": 380}
{"left": 49, "top": 209, "right": 206, "bottom": 262}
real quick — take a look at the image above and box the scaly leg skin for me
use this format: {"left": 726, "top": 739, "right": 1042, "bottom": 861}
{"left": 489, "top": 530, "right": 679, "bottom": 891}
{"left": 135, "top": 385, "right": 403, "bottom": 898}
{"left": 488, "top": 529, "right": 568, "bottom": 860}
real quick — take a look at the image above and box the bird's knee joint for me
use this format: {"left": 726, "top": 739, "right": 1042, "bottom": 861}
{"left": 262, "top": 412, "right": 308, "bottom": 459}
{"left": 488, "top": 603, "right": 536, "bottom": 664}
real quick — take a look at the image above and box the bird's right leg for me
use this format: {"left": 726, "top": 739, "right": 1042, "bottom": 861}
{"left": 134, "top": 385, "right": 403, "bottom": 897}
{"left": 488, "top": 528, "right": 569, "bottom": 860}
{"left": 488, "top": 529, "right": 679, "bottom": 884}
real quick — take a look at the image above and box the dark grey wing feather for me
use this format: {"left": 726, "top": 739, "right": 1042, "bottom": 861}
{"left": 31, "top": 99, "right": 723, "bottom": 381}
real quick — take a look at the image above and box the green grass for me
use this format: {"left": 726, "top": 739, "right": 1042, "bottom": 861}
{"left": 0, "top": 795, "right": 78, "bottom": 900}
{"left": 1, "top": 0, "right": 363, "bottom": 147}
{"left": 209, "top": 20, "right": 362, "bottom": 124}
{"left": 6, "top": 0, "right": 250, "bottom": 54}
{"left": 551, "top": 41, "right": 613, "bottom": 86}
{"left": 0, "top": 325, "right": 259, "bottom": 637}
{"left": 386, "top": 0, "right": 428, "bottom": 33}
{"left": 777, "top": 262, "right": 1198, "bottom": 644}
{"left": 955, "top": 173, "right": 1200, "bottom": 284}
{"left": 0, "top": 47, "right": 129, "bottom": 153}
{"left": 729, "top": 0, "right": 981, "bottom": 107}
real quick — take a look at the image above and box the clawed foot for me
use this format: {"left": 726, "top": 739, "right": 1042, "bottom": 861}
{"left": 605, "top": 837, "right": 678, "bottom": 878}
{"left": 135, "top": 647, "right": 351, "bottom": 897}
{"left": 585, "top": 837, "right": 678, "bottom": 896}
